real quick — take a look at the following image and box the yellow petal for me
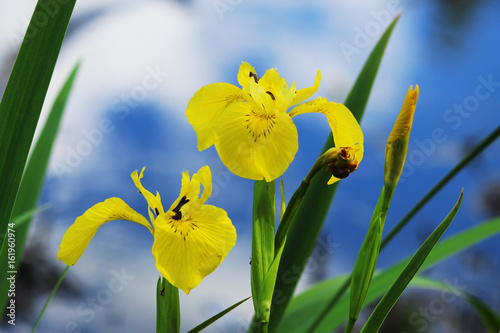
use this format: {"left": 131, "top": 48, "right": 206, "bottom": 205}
{"left": 290, "top": 97, "right": 364, "bottom": 184}
{"left": 57, "top": 198, "right": 152, "bottom": 266}
{"left": 131, "top": 167, "right": 164, "bottom": 222}
{"left": 167, "top": 166, "right": 212, "bottom": 218}
{"left": 186, "top": 82, "right": 244, "bottom": 151}
{"left": 252, "top": 68, "right": 295, "bottom": 113}
{"left": 291, "top": 70, "right": 321, "bottom": 106}
{"left": 214, "top": 101, "right": 298, "bottom": 181}
{"left": 237, "top": 62, "right": 258, "bottom": 92}
{"left": 152, "top": 205, "right": 236, "bottom": 294}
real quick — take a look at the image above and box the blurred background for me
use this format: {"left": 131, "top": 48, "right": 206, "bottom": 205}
{"left": 1, "top": 0, "right": 499, "bottom": 332}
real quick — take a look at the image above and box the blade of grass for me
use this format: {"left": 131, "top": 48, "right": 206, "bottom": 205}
{"left": 187, "top": 297, "right": 252, "bottom": 333}
{"left": 0, "top": 0, "right": 76, "bottom": 245}
{"left": 0, "top": 62, "right": 80, "bottom": 314}
{"left": 360, "top": 190, "right": 463, "bottom": 332}
{"left": 277, "top": 208, "right": 500, "bottom": 333}
{"left": 31, "top": 266, "right": 70, "bottom": 333}
{"left": 269, "top": 14, "right": 401, "bottom": 331}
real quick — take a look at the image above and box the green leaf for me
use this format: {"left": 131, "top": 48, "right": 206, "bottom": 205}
{"left": 187, "top": 296, "right": 251, "bottom": 333}
{"left": 360, "top": 190, "right": 463, "bottom": 332}
{"left": 0, "top": 62, "right": 80, "bottom": 313}
{"left": 157, "top": 277, "right": 180, "bottom": 333}
{"left": 31, "top": 266, "right": 70, "bottom": 333}
{"left": 269, "top": 14, "right": 401, "bottom": 332}
{"left": 0, "top": 0, "right": 76, "bottom": 247}
{"left": 251, "top": 180, "right": 275, "bottom": 328}
{"left": 346, "top": 211, "right": 384, "bottom": 332}
{"left": 11, "top": 204, "right": 51, "bottom": 229}
{"left": 410, "top": 276, "right": 500, "bottom": 333}
{"left": 277, "top": 214, "right": 500, "bottom": 333}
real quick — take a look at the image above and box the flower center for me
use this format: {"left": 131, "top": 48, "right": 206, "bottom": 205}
{"left": 168, "top": 218, "right": 198, "bottom": 241}
{"left": 245, "top": 110, "right": 277, "bottom": 142}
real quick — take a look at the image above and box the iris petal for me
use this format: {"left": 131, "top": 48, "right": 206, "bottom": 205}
{"left": 291, "top": 70, "right": 321, "bottom": 106}
{"left": 237, "top": 62, "right": 258, "bottom": 92}
{"left": 57, "top": 197, "right": 151, "bottom": 266}
{"left": 186, "top": 82, "right": 244, "bottom": 150}
{"left": 131, "top": 167, "right": 164, "bottom": 221}
{"left": 214, "top": 101, "right": 298, "bottom": 181}
{"left": 152, "top": 205, "right": 236, "bottom": 294}
{"left": 290, "top": 97, "right": 364, "bottom": 184}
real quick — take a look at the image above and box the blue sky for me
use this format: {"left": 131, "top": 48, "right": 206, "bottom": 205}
{"left": 1, "top": 0, "right": 499, "bottom": 332}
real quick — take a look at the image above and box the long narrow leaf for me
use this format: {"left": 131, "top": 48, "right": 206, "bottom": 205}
{"left": 269, "top": 14, "right": 401, "bottom": 331}
{"left": 187, "top": 297, "right": 251, "bottom": 333}
{"left": 0, "top": 63, "right": 80, "bottom": 313}
{"left": 0, "top": 0, "right": 76, "bottom": 245}
{"left": 277, "top": 214, "right": 500, "bottom": 333}
{"left": 31, "top": 266, "right": 70, "bottom": 332}
{"left": 360, "top": 190, "right": 463, "bottom": 332}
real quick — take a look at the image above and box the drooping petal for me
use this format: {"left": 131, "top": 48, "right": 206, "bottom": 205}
{"left": 214, "top": 101, "right": 299, "bottom": 181}
{"left": 186, "top": 82, "right": 244, "bottom": 151}
{"left": 291, "top": 70, "right": 321, "bottom": 106}
{"left": 131, "top": 167, "right": 164, "bottom": 221}
{"left": 152, "top": 205, "right": 236, "bottom": 294}
{"left": 57, "top": 198, "right": 152, "bottom": 266}
{"left": 290, "top": 97, "right": 364, "bottom": 184}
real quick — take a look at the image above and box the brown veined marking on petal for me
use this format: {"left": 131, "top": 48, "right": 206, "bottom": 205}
{"left": 171, "top": 196, "right": 190, "bottom": 220}
{"left": 266, "top": 91, "right": 275, "bottom": 100}
{"left": 154, "top": 207, "right": 160, "bottom": 216}
{"left": 244, "top": 110, "right": 277, "bottom": 142}
{"left": 249, "top": 72, "right": 260, "bottom": 83}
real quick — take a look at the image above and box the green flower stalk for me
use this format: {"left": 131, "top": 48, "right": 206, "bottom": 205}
{"left": 346, "top": 85, "right": 419, "bottom": 333}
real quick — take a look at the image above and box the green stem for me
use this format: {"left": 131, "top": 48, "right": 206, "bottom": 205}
{"left": 251, "top": 180, "right": 275, "bottom": 330}
{"left": 31, "top": 266, "right": 70, "bottom": 333}
{"left": 156, "top": 277, "right": 180, "bottom": 333}
{"left": 344, "top": 317, "right": 356, "bottom": 333}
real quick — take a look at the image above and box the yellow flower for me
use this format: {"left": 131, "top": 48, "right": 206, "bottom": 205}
{"left": 186, "top": 62, "right": 364, "bottom": 184}
{"left": 57, "top": 166, "right": 236, "bottom": 294}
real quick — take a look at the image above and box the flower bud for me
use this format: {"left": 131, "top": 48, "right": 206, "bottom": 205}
{"left": 324, "top": 146, "right": 360, "bottom": 179}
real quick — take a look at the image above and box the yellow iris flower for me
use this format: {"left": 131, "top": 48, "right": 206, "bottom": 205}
{"left": 186, "top": 62, "right": 364, "bottom": 184}
{"left": 57, "top": 166, "right": 236, "bottom": 294}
